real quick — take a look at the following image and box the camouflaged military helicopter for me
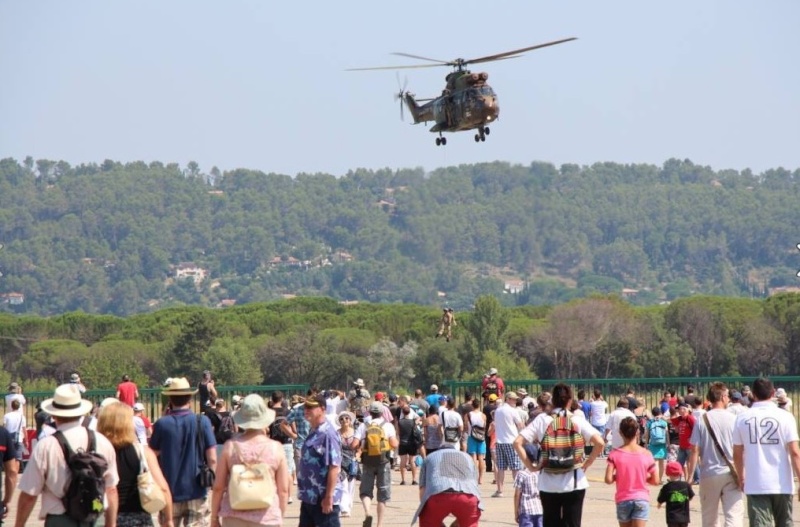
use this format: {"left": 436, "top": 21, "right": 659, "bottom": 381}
{"left": 347, "top": 37, "right": 576, "bottom": 146}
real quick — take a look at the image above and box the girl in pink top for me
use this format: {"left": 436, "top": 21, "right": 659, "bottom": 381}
{"left": 605, "top": 416, "right": 658, "bottom": 527}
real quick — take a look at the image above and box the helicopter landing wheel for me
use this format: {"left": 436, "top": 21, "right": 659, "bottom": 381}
{"left": 435, "top": 137, "right": 441, "bottom": 146}
{"left": 480, "top": 135, "right": 486, "bottom": 142}
{"left": 474, "top": 134, "right": 480, "bottom": 143}
{"left": 484, "top": 127, "right": 490, "bottom": 135}
{"left": 441, "top": 136, "right": 447, "bottom": 145}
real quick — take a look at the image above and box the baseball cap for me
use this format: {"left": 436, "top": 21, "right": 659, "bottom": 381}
{"left": 133, "top": 402, "right": 145, "bottom": 411}
{"left": 369, "top": 401, "right": 383, "bottom": 415}
{"left": 506, "top": 391, "right": 518, "bottom": 400}
{"left": 776, "top": 388, "right": 788, "bottom": 400}
{"left": 375, "top": 392, "right": 385, "bottom": 401}
{"left": 742, "top": 385, "right": 751, "bottom": 393}
{"left": 666, "top": 461, "right": 683, "bottom": 477}
{"left": 430, "top": 384, "right": 438, "bottom": 392}
{"left": 488, "top": 394, "right": 498, "bottom": 402}
{"left": 488, "top": 368, "right": 498, "bottom": 375}
{"left": 677, "top": 402, "right": 690, "bottom": 409}
{"left": 730, "top": 391, "right": 742, "bottom": 400}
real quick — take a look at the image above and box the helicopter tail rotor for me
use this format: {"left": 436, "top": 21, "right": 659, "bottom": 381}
{"left": 394, "top": 73, "right": 409, "bottom": 121}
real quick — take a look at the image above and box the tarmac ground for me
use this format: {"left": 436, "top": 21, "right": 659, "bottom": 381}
{"left": 8, "top": 460, "right": 800, "bottom": 526}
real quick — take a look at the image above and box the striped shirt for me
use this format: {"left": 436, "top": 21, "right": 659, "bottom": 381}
{"left": 412, "top": 446, "right": 483, "bottom": 525}
{"left": 514, "top": 469, "right": 543, "bottom": 516}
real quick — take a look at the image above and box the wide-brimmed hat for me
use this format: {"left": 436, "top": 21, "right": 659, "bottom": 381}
{"left": 304, "top": 393, "right": 327, "bottom": 409}
{"left": 162, "top": 377, "right": 198, "bottom": 395}
{"left": 353, "top": 378, "right": 365, "bottom": 387}
{"left": 337, "top": 411, "right": 356, "bottom": 424}
{"left": 233, "top": 394, "right": 275, "bottom": 430}
{"left": 517, "top": 388, "right": 528, "bottom": 396}
{"left": 41, "top": 384, "right": 94, "bottom": 418}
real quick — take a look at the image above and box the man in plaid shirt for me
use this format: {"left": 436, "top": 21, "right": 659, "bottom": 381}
{"left": 412, "top": 444, "right": 482, "bottom": 527}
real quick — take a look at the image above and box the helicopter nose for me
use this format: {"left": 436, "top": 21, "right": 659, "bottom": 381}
{"left": 483, "top": 97, "right": 499, "bottom": 121}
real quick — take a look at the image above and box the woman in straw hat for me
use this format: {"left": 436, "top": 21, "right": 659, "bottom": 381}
{"left": 210, "top": 394, "right": 290, "bottom": 527}
{"left": 97, "top": 402, "right": 173, "bottom": 527}
{"left": 336, "top": 410, "right": 359, "bottom": 518}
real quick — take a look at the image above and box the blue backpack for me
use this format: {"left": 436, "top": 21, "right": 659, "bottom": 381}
{"left": 648, "top": 419, "right": 667, "bottom": 446}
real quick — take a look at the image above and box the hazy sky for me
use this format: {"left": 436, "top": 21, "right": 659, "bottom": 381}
{"left": 2, "top": 1, "right": 798, "bottom": 177}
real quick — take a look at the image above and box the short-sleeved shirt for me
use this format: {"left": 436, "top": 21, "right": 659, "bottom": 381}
{"left": 493, "top": 403, "right": 522, "bottom": 444}
{"left": 514, "top": 469, "right": 543, "bottom": 516}
{"left": 116, "top": 381, "right": 138, "bottom": 407}
{"left": 519, "top": 409, "right": 601, "bottom": 493}
{"left": 589, "top": 400, "right": 609, "bottom": 427}
{"left": 149, "top": 408, "right": 216, "bottom": 502}
{"left": 657, "top": 480, "right": 693, "bottom": 524}
{"left": 298, "top": 420, "right": 342, "bottom": 505}
{"left": 5, "top": 393, "right": 25, "bottom": 413}
{"left": 732, "top": 400, "right": 800, "bottom": 494}
{"left": 670, "top": 415, "right": 696, "bottom": 450}
{"left": 441, "top": 410, "right": 464, "bottom": 447}
{"left": 17, "top": 421, "right": 119, "bottom": 519}
{"left": 3, "top": 411, "right": 26, "bottom": 442}
{"left": 607, "top": 448, "right": 656, "bottom": 503}
{"left": 688, "top": 408, "right": 736, "bottom": 478}
{"left": 605, "top": 408, "right": 636, "bottom": 449}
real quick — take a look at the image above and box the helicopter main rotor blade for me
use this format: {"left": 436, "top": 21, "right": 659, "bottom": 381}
{"left": 346, "top": 63, "right": 445, "bottom": 71}
{"left": 390, "top": 52, "right": 449, "bottom": 64}
{"left": 464, "top": 37, "right": 577, "bottom": 65}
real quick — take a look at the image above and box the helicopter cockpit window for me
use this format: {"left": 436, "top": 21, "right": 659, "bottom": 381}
{"left": 475, "top": 85, "right": 496, "bottom": 97}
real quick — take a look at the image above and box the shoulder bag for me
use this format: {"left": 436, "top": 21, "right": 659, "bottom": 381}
{"left": 702, "top": 413, "right": 740, "bottom": 487}
{"left": 136, "top": 443, "right": 167, "bottom": 513}
{"left": 196, "top": 415, "right": 216, "bottom": 488}
{"left": 228, "top": 442, "right": 276, "bottom": 511}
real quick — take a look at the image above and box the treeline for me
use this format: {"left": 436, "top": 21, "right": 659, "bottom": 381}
{"left": 1, "top": 294, "right": 798, "bottom": 392}
{"left": 0, "top": 157, "right": 799, "bottom": 315}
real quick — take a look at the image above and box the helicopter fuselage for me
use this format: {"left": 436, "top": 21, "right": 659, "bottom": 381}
{"left": 402, "top": 71, "right": 499, "bottom": 133}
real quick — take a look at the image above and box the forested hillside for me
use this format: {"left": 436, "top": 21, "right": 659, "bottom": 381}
{"left": 1, "top": 294, "right": 799, "bottom": 391}
{"left": 0, "top": 157, "right": 798, "bottom": 316}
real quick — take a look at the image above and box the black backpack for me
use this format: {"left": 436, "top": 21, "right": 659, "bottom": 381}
{"left": 269, "top": 416, "right": 291, "bottom": 444}
{"left": 216, "top": 412, "right": 235, "bottom": 444}
{"left": 55, "top": 430, "right": 108, "bottom": 523}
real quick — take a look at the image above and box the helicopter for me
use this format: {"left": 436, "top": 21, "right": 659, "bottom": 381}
{"left": 347, "top": 37, "right": 577, "bottom": 146}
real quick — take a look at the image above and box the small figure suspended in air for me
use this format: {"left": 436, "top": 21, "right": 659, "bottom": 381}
{"left": 435, "top": 308, "right": 456, "bottom": 342}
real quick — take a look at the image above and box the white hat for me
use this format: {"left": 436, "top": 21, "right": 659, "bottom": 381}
{"left": 232, "top": 394, "right": 242, "bottom": 404}
{"left": 41, "top": 384, "right": 93, "bottom": 418}
{"left": 506, "top": 391, "right": 519, "bottom": 400}
{"left": 133, "top": 402, "right": 145, "bottom": 411}
{"left": 776, "top": 388, "right": 788, "bottom": 401}
{"left": 488, "top": 368, "right": 498, "bottom": 375}
{"left": 100, "top": 397, "right": 119, "bottom": 409}
{"left": 354, "top": 378, "right": 365, "bottom": 387}
{"left": 233, "top": 394, "right": 276, "bottom": 431}
{"left": 162, "top": 377, "right": 199, "bottom": 396}
{"left": 430, "top": 384, "right": 438, "bottom": 392}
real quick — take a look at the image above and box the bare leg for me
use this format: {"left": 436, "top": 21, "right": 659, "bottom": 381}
{"left": 376, "top": 502, "right": 386, "bottom": 527}
{"left": 399, "top": 454, "right": 408, "bottom": 483}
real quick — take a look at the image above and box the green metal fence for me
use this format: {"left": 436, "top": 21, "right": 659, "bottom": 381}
{"left": 445, "top": 376, "right": 800, "bottom": 422}
{"left": 8, "top": 384, "right": 310, "bottom": 426}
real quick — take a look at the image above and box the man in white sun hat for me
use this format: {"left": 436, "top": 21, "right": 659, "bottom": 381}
{"left": 15, "top": 383, "right": 119, "bottom": 527}
{"left": 151, "top": 377, "right": 217, "bottom": 527}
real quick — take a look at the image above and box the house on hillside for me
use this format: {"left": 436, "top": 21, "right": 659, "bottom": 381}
{"left": 1, "top": 292, "right": 25, "bottom": 305}
{"left": 621, "top": 288, "right": 639, "bottom": 299}
{"left": 175, "top": 262, "right": 208, "bottom": 285}
{"left": 504, "top": 280, "right": 526, "bottom": 294}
